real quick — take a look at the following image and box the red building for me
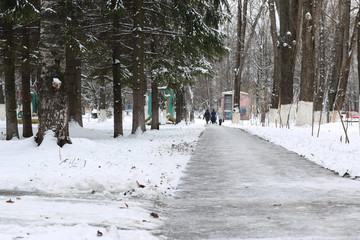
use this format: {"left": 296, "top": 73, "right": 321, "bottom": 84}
{"left": 221, "top": 91, "right": 250, "bottom": 120}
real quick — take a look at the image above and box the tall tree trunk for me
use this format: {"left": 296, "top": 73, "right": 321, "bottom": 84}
{"left": 3, "top": 17, "right": 19, "bottom": 140}
{"left": 98, "top": 69, "right": 107, "bottom": 122}
{"left": 314, "top": 0, "right": 326, "bottom": 113}
{"left": 175, "top": 88, "right": 184, "bottom": 124}
{"left": 297, "top": 0, "right": 315, "bottom": 126}
{"left": 113, "top": 44, "right": 123, "bottom": 137}
{"left": 279, "top": 0, "right": 299, "bottom": 126}
{"left": 269, "top": 0, "right": 281, "bottom": 118}
{"left": 37, "top": 0, "right": 70, "bottom": 147}
{"left": 327, "top": 1, "right": 348, "bottom": 117}
{"left": 151, "top": 80, "right": 159, "bottom": 130}
{"left": 21, "top": 25, "right": 33, "bottom": 137}
{"left": 66, "top": 45, "right": 77, "bottom": 124}
{"left": 335, "top": 9, "right": 359, "bottom": 110}
{"left": 74, "top": 58, "right": 83, "bottom": 126}
{"left": 0, "top": 83, "right": 4, "bottom": 104}
{"left": 131, "top": 0, "right": 146, "bottom": 134}
{"left": 233, "top": 0, "right": 248, "bottom": 110}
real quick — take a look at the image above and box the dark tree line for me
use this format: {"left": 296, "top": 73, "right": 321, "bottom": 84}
{"left": 0, "top": 0, "right": 230, "bottom": 145}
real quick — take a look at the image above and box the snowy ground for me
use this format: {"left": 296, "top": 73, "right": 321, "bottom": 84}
{"left": 0, "top": 115, "right": 205, "bottom": 240}
{"left": 224, "top": 119, "right": 360, "bottom": 179}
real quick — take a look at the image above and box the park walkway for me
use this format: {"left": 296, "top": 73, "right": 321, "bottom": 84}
{"left": 159, "top": 124, "right": 360, "bottom": 239}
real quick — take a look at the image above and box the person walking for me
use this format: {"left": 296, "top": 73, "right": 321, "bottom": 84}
{"left": 211, "top": 109, "right": 217, "bottom": 124}
{"left": 217, "top": 108, "right": 224, "bottom": 126}
{"left": 203, "top": 109, "right": 210, "bottom": 124}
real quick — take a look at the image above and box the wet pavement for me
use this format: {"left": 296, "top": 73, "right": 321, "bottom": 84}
{"left": 159, "top": 125, "right": 360, "bottom": 239}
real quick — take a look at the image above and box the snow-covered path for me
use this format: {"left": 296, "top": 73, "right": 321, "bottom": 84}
{"left": 159, "top": 125, "right": 360, "bottom": 239}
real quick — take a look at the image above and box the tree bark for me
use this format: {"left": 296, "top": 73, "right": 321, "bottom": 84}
{"left": 3, "top": 17, "right": 19, "bottom": 140}
{"left": 279, "top": 0, "right": 298, "bottom": 106}
{"left": 327, "top": 1, "right": 348, "bottom": 113}
{"left": 37, "top": 0, "right": 70, "bottom": 147}
{"left": 113, "top": 44, "right": 123, "bottom": 137}
{"left": 74, "top": 58, "right": 83, "bottom": 126}
{"left": 175, "top": 88, "right": 184, "bottom": 124}
{"left": 335, "top": 8, "right": 359, "bottom": 110}
{"left": 314, "top": 0, "right": 326, "bottom": 113}
{"left": 66, "top": 44, "right": 77, "bottom": 124}
{"left": 131, "top": 0, "right": 146, "bottom": 134}
{"left": 296, "top": 0, "right": 315, "bottom": 126}
{"left": 151, "top": 80, "right": 159, "bottom": 130}
{"left": 21, "top": 25, "right": 33, "bottom": 137}
{"left": 269, "top": 0, "right": 281, "bottom": 111}
{"left": 233, "top": 0, "right": 248, "bottom": 110}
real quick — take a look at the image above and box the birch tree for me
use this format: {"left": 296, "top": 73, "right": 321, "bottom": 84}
{"left": 36, "top": 0, "right": 70, "bottom": 147}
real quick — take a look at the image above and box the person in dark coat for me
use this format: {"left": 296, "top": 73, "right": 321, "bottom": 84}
{"left": 211, "top": 109, "right": 217, "bottom": 124}
{"left": 203, "top": 109, "right": 210, "bottom": 124}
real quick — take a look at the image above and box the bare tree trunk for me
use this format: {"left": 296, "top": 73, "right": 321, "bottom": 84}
{"left": 37, "top": 0, "right": 70, "bottom": 147}
{"left": 131, "top": 0, "right": 146, "bottom": 134}
{"left": 3, "top": 17, "right": 19, "bottom": 140}
{"left": 327, "top": 1, "right": 348, "bottom": 117}
{"left": 175, "top": 88, "right": 184, "bottom": 124}
{"left": 269, "top": 0, "right": 281, "bottom": 114}
{"left": 297, "top": 0, "right": 315, "bottom": 126}
{"left": 21, "top": 25, "right": 33, "bottom": 137}
{"left": 335, "top": 9, "right": 359, "bottom": 110}
{"left": 113, "top": 47, "right": 123, "bottom": 137}
{"left": 314, "top": 0, "right": 326, "bottom": 113}
{"left": 279, "top": 0, "right": 299, "bottom": 125}
{"left": 74, "top": 58, "right": 83, "bottom": 126}
{"left": 233, "top": 0, "right": 248, "bottom": 110}
{"left": 0, "top": 83, "right": 4, "bottom": 104}
{"left": 66, "top": 45, "right": 77, "bottom": 124}
{"left": 151, "top": 80, "right": 159, "bottom": 130}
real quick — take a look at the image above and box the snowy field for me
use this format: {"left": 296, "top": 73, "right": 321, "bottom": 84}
{"left": 0, "top": 116, "right": 205, "bottom": 240}
{"left": 225, "top": 120, "right": 360, "bottom": 179}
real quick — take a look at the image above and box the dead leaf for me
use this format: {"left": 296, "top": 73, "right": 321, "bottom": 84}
{"left": 125, "top": 202, "right": 128, "bottom": 208}
{"left": 273, "top": 204, "right": 281, "bottom": 207}
{"left": 137, "top": 181, "right": 145, "bottom": 188}
{"left": 97, "top": 230, "right": 103, "bottom": 237}
{"left": 16, "top": 197, "right": 21, "bottom": 200}
{"left": 6, "top": 199, "right": 14, "bottom": 203}
{"left": 150, "top": 212, "right": 159, "bottom": 218}
{"left": 91, "top": 190, "right": 96, "bottom": 194}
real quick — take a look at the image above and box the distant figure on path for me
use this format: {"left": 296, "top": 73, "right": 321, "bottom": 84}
{"left": 211, "top": 109, "right": 217, "bottom": 124}
{"left": 217, "top": 108, "right": 224, "bottom": 126}
{"left": 203, "top": 109, "right": 210, "bottom": 124}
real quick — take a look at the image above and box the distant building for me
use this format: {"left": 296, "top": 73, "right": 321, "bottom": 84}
{"left": 221, "top": 91, "right": 250, "bottom": 120}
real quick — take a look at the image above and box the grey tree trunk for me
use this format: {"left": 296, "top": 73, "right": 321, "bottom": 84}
{"left": 233, "top": 0, "right": 248, "bottom": 110}
{"left": 74, "top": 58, "right": 83, "bottom": 126}
{"left": 3, "top": 17, "right": 19, "bottom": 140}
{"left": 21, "top": 25, "right": 33, "bottom": 137}
{"left": 131, "top": 0, "right": 146, "bottom": 134}
{"left": 327, "top": 1, "right": 348, "bottom": 113}
{"left": 279, "top": 0, "right": 298, "bottom": 106}
{"left": 37, "top": 0, "right": 70, "bottom": 147}
{"left": 314, "top": 0, "right": 326, "bottom": 113}
{"left": 0, "top": 84, "right": 4, "bottom": 104}
{"left": 175, "top": 88, "right": 184, "bottom": 124}
{"left": 269, "top": 0, "right": 281, "bottom": 111}
{"left": 335, "top": 8, "right": 359, "bottom": 110}
{"left": 113, "top": 16, "right": 123, "bottom": 137}
{"left": 66, "top": 45, "right": 78, "bottom": 124}
{"left": 299, "top": 0, "right": 315, "bottom": 103}
{"left": 151, "top": 80, "right": 159, "bottom": 130}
